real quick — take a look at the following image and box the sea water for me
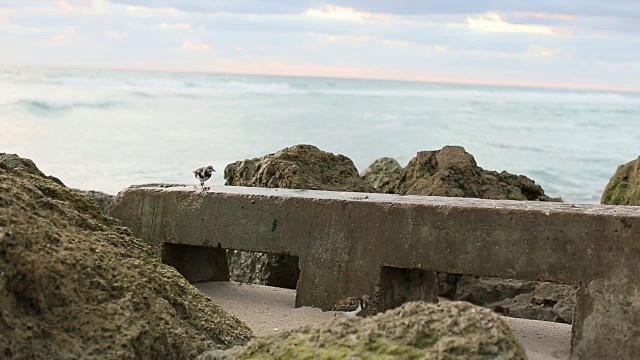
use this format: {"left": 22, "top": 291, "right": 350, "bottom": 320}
{"left": 1, "top": 66, "right": 638, "bottom": 203}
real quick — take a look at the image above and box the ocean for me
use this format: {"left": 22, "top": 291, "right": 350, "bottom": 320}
{"left": 1, "top": 66, "right": 638, "bottom": 203}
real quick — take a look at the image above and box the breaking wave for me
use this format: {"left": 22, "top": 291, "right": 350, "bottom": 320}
{"left": 3, "top": 99, "right": 124, "bottom": 112}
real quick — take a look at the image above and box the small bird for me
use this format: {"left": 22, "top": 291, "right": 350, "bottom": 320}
{"left": 332, "top": 295, "right": 370, "bottom": 317}
{"left": 193, "top": 165, "right": 215, "bottom": 190}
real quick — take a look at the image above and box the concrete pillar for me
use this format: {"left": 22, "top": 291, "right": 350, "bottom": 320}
{"left": 570, "top": 267, "right": 640, "bottom": 359}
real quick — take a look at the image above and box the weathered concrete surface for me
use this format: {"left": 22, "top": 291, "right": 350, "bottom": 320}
{"left": 110, "top": 184, "right": 640, "bottom": 359}
{"left": 378, "top": 266, "right": 439, "bottom": 311}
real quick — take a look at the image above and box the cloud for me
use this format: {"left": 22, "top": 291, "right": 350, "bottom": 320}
{"left": 108, "top": 0, "right": 311, "bottom": 14}
{"left": 159, "top": 22, "right": 192, "bottom": 30}
{"left": 104, "top": 30, "right": 127, "bottom": 39}
{"left": 304, "top": 5, "right": 388, "bottom": 21}
{"left": 311, "top": 32, "right": 370, "bottom": 44}
{"left": 2, "top": 0, "right": 640, "bottom": 91}
{"left": 459, "top": 12, "right": 554, "bottom": 35}
{"left": 182, "top": 39, "right": 213, "bottom": 51}
{"left": 46, "top": 33, "right": 70, "bottom": 45}
{"left": 43, "top": 26, "right": 77, "bottom": 46}
{"left": 522, "top": 12, "right": 576, "bottom": 21}
{"left": 525, "top": 45, "right": 557, "bottom": 58}
{"left": 124, "top": 4, "right": 178, "bottom": 16}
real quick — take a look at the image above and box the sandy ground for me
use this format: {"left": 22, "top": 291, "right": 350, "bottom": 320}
{"left": 196, "top": 281, "right": 571, "bottom": 360}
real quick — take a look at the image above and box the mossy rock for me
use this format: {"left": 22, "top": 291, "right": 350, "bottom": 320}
{"left": 392, "top": 146, "right": 560, "bottom": 202}
{"left": 227, "top": 301, "right": 527, "bottom": 360}
{"left": 360, "top": 157, "right": 403, "bottom": 193}
{"left": 0, "top": 153, "right": 252, "bottom": 359}
{"left": 601, "top": 156, "right": 640, "bottom": 205}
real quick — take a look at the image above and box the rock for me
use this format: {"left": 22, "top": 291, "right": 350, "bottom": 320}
{"left": 452, "top": 276, "right": 575, "bottom": 323}
{"left": 227, "top": 301, "right": 527, "bottom": 359}
{"left": 224, "top": 145, "right": 369, "bottom": 287}
{"left": 74, "top": 190, "right": 115, "bottom": 215}
{"left": 455, "top": 276, "right": 538, "bottom": 306}
{"left": 442, "top": 275, "right": 576, "bottom": 325}
{"left": 225, "top": 144, "right": 372, "bottom": 192}
{"left": 360, "top": 157, "right": 403, "bottom": 193}
{"left": 601, "top": 156, "right": 640, "bottom": 205}
{"left": 195, "top": 349, "right": 232, "bottom": 360}
{"left": 392, "top": 146, "right": 560, "bottom": 201}
{"left": 0, "top": 153, "right": 252, "bottom": 359}
{"left": 492, "top": 282, "right": 577, "bottom": 324}
{"left": 225, "top": 250, "right": 299, "bottom": 289}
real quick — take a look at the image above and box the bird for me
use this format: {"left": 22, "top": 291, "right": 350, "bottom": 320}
{"left": 332, "top": 295, "right": 370, "bottom": 317}
{"left": 193, "top": 165, "right": 215, "bottom": 190}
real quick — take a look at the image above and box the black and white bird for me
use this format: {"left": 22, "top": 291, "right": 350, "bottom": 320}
{"left": 193, "top": 165, "right": 216, "bottom": 190}
{"left": 332, "top": 295, "right": 370, "bottom": 317}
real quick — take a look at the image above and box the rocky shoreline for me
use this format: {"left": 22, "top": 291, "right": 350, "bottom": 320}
{"left": 81, "top": 144, "right": 640, "bottom": 326}
{"left": 220, "top": 146, "right": 639, "bottom": 325}
{"left": 5, "top": 146, "right": 636, "bottom": 358}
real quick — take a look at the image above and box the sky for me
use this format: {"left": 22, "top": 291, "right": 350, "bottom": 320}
{"left": 1, "top": 0, "right": 639, "bottom": 90}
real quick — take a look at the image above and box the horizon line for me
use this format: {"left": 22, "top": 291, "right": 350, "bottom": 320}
{"left": 3, "top": 62, "right": 639, "bottom": 93}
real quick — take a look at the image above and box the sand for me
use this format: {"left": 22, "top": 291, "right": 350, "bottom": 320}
{"left": 196, "top": 281, "right": 571, "bottom": 360}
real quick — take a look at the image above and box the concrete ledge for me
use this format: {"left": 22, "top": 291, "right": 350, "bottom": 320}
{"left": 110, "top": 184, "right": 640, "bottom": 359}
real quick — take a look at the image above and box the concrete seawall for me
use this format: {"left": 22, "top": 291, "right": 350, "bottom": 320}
{"left": 110, "top": 184, "right": 640, "bottom": 359}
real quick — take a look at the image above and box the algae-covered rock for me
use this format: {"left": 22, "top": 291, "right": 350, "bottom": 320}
{"left": 224, "top": 144, "right": 370, "bottom": 287}
{"left": 74, "top": 190, "right": 115, "bottom": 215}
{"left": 0, "top": 153, "right": 252, "bottom": 359}
{"left": 229, "top": 301, "right": 527, "bottom": 359}
{"left": 360, "top": 157, "right": 403, "bottom": 193}
{"left": 601, "top": 156, "right": 640, "bottom": 205}
{"left": 225, "top": 144, "right": 372, "bottom": 192}
{"left": 392, "top": 146, "right": 560, "bottom": 201}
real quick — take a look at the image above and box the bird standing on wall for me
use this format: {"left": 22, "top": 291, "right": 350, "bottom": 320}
{"left": 193, "top": 165, "right": 215, "bottom": 190}
{"left": 333, "top": 295, "right": 370, "bottom": 317}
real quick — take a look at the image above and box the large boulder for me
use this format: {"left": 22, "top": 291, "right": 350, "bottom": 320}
{"left": 221, "top": 301, "right": 527, "bottom": 359}
{"left": 392, "top": 146, "right": 559, "bottom": 201}
{"left": 360, "top": 157, "right": 403, "bottom": 193}
{"left": 0, "top": 153, "right": 252, "bottom": 359}
{"left": 601, "top": 156, "right": 640, "bottom": 205}
{"left": 225, "top": 144, "right": 372, "bottom": 192}
{"left": 224, "top": 145, "right": 371, "bottom": 287}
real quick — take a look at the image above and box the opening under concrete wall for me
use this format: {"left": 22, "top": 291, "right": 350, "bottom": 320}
{"left": 436, "top": 272, "right": 577, "bottom": 324}
{"left": 378, "top": 266, "right": 439, "bottom": 311}
{"left": 162, "top": 243, "right": 231, "bottom": 283}
{"left": 226, "top": 249, "right": 300, "bottom": 290}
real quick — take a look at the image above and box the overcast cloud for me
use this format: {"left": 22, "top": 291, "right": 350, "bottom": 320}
{"left": 1, "top": 0, "right": 639, "bottom": 90}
